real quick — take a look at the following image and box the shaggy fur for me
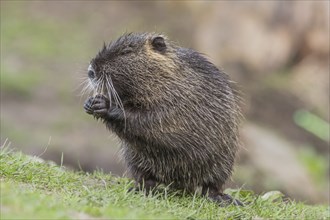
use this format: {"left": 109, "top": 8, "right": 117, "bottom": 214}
{"left": 83, "top": 33, "right": 242, "bottom": 205}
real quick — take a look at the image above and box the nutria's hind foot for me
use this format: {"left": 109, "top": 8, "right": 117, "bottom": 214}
{"left": 202, "top": 185, "right": 243, "bottom": 207}
{"left": 209, "top": 193, "right": 243, "bottom": 207}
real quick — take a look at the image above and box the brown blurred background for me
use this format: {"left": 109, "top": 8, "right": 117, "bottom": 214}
{"left": 1, "top": 1, "right": 329, "bottom": 204}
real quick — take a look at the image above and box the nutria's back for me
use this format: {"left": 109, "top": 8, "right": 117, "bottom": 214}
{"left": 84, "top": 32, "right": 242, "bottom": 205}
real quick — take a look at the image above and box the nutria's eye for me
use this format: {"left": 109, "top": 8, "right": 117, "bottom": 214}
{"left": 88, "top": 64, "right": 96, "bottom": 79}
{"left": 152, "top": 36, "right": 166, "bottom": 52}
{"left": 88, "top": 70, "right": 96, "bottom": 79}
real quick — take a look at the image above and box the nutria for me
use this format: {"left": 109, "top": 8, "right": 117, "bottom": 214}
{"left": 83, "top": 32, "right": 242, "bottom": 206}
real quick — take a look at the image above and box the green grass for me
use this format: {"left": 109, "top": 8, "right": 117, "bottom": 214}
{"left": 0, "top": 147, "right": 329, "bottom": 219}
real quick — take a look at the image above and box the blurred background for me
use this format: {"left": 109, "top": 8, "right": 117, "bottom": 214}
{"left": 1, "top": 1, "right": 329, "bottom": 204}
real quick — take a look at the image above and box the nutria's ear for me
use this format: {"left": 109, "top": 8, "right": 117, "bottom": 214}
{"left": 151, "top": 36, "right": 166, "bottom": 52}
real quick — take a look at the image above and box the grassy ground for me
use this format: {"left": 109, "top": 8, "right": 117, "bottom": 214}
{"left": 0, "top": 147, "right": 328, "bottom": 220}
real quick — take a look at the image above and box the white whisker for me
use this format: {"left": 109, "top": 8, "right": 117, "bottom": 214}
{"left": 105, "top": 75, "right": 126, "bottom": 130}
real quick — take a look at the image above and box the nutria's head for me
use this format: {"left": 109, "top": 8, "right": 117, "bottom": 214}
{"left": 85, "top": 32, "right": 182, "bottom": 108}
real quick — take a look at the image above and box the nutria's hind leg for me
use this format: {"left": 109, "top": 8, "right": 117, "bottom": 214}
{"left": 128, "top": 178, "right": 158, "bottom": 195}
{"left": 138, "top": 178, "right": 158, "bottom": 195}
{"left": 202, "top": 184, "right": 243, "bottom": 206}
{"left": 128, "top": 169, "right": 158, "bottom": 195}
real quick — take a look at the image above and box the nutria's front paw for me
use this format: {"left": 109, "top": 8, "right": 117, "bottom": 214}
{"left": 84, "top": 95, "right": 124, "bottom": 120}
{"left": 84, "top": 97, "right": 94, "bottom": 115}
{"left": 84, "top": 94, "right": 110, "bottom": 119}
